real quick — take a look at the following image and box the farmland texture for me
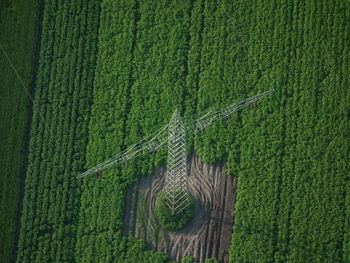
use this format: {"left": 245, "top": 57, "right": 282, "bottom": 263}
{"left": 123, "top": 156, "right": 236, "bottom": 262}
{"left": 15, "top": 0, "right": 100, "bottom": 262}
{"left": 1, "top": 0, "right": 349, "bottom": 263}
{"left": 0, "top": 0, "right": 42, "bottom": 262}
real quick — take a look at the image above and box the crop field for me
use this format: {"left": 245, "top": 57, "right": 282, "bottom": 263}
{"left": 1, "top": 0, "right": 349, "bottom": 263}
{"left": 13, "top": 0, "right": 101, "bottom": 262}
{"left": 0, "top": 0, "right": 42, "bottom": 262}
{"left": 122, "top": 156, "right": 236, "bottom": 262}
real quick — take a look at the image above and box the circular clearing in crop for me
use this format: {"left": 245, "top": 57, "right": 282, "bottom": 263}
{"left": 155, "top": 191, "right": 195, "bottom": 232}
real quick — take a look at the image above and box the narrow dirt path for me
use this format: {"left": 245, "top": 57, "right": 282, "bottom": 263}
{"left": 123, "top": 156, "right": 236, "bottom": 263}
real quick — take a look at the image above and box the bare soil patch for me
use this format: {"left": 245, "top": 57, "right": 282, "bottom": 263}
{"left": 123, "top": 156, "right": 237, "bottom": 263}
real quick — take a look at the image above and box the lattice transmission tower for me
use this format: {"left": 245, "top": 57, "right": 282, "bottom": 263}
{"left": 165, "top": 109, "right": 189, "bottom": 214}
{"left": 77, "top": 90, "right": 274, "bottom": 214}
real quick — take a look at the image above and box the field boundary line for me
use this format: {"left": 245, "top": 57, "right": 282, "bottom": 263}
{"left": 0, "top": 43, "right": 75, "bottom": 172}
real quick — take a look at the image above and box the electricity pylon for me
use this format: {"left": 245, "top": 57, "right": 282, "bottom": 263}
{"left": 77, "top": 90, "right": 274, "bottom": 214}
{"left": 165, "top": 109, "right": 189, "bottom": 214}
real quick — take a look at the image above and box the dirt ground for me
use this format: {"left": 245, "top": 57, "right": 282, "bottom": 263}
{"left": 123, "top": 156, "right": 237, "bottom": 263}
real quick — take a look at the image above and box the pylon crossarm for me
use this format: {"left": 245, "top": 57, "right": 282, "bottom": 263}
{"left": 77, "top": 124, "right": 169, "bottom": 179}
{"left": 184, "top": 89, "right": 275, "bottom": 135}
{"left": 77, "top": 89, "right": 275, "bottom": 206}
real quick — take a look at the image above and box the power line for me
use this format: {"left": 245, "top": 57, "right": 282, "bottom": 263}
{"left": 0, "top": 43, "right": 75, "bottom": 172}
{"left": 77, "top": 90, "right": 274, "bottom": 179}
{"left": 0, "top": 44, "right": 36, "bottom": 105}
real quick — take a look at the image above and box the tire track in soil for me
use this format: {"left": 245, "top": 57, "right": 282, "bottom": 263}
{"left": 123, "top": 156, "right": 236, "bottom": 263}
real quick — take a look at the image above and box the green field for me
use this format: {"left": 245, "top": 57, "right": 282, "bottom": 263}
{"left": 1, "top": 0, "right": 349, "bottom": 263}
{"left": 0, "top": 0, "right": 42, "bottom": 262}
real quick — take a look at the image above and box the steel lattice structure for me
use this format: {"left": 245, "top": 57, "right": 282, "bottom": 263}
{"left": 165, "top": 110, "right": 189, "bottom": 214}
{"left": 77, "top": 90, "right": 275, "bottom": 214}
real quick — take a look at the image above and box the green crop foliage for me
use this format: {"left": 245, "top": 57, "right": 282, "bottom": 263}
{"left": 181, "top": 256, "right": 194, "bottom": 263}
{"left": 226, "top": 1, "right": 350, "bottom": 263}
{"left": 0, "top": 1, "right": 42, "bottom": 262}
{"left": 14, "top": 0, "right": 101, "bottom": 262}
{"left": 3, "top": 0, "right": 349, "bottom": 263}
{"left": 155, "top": 192, "right": 195, "bottom": 232}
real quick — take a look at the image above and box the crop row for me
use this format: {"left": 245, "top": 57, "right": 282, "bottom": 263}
{"left": 228, "top": 1, "right": 350, "bottom": 262}
{"left": 75, "top": 0, "right": 195, "bottom": 262}
{"left": 74, "top": 0, "right": 139, "bottom": 261}
{"left": 0, "top": 1, "right": 42, "bottom": 262}
{"left": 13, "top": 0, "right": 350, "bottom": 262}
{"left": 16, "top": 0, "right": 100, "bottom": 262}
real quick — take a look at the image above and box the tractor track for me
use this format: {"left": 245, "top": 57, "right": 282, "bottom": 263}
{"left": 123, "top": 156, "right": 236, "bottom": 262}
